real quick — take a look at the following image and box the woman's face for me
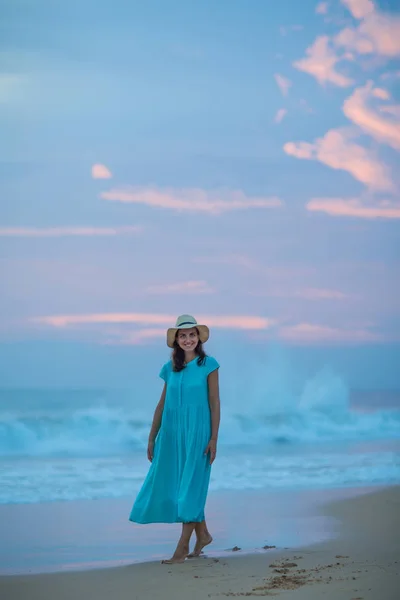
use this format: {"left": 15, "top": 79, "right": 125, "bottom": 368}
{"left": 176, "top": 327, "right": 199, "bottom": 352}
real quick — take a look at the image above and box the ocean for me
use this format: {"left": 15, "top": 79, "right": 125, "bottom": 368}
{"left": 1, "top": 365, "right": 399, "bottom": 506}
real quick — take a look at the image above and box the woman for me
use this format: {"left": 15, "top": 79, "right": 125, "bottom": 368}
{"left": 129, "top": 314, "right": 220, "bottom": 564}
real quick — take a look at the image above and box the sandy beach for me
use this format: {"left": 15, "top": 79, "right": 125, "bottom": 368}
{"left": 1, "top": 486, "right": 399, "bottom": 600}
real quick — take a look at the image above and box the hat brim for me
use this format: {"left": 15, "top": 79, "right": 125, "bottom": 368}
{"left": 167, "top": 324, "right": 209, "bottom": 348}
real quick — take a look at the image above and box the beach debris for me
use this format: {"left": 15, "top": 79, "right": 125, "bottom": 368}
{"left": 253, "top": 573, "right": 313, "bottom": 592}
{"left": 273, "top": 568, "right": 290, "bottom": 574}
{"left": 223, "top": 558, "right": 363, "bottom": 597}
{"left": 222, "top": 557, "right": 363, "bottom": 600}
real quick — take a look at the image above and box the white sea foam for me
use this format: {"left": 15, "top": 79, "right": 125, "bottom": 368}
{"left": 0, "top": 365, "right": 399, "bottom": 504}
{"left": 0, "top": 443, "right": 398, "bottom": 504}
{"left": 0, "top": 366, "right": 399, "bottom": 458}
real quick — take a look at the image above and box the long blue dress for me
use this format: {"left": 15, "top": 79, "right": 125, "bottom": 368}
{"left": 129, "top": 355, "right": 219, "bottom": 524}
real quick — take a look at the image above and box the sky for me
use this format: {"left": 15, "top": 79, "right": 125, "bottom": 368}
{"left": 0, "top": 0, "right": 399, "bottom": 389}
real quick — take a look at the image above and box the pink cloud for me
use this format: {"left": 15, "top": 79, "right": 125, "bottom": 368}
{"left": 284, "top": 128, "right": 392, "bottom": 191}
{"left": 380, "top": 105, "right": 400, "bottom": 119}
{"left": 0, "top": 226, "right": 141, "bottom": 237}
{"left": 204, "top": 315, "right": 276, "bottom": 330}
{"left": 34, "top": 313, "right": 177, "bottom": 328}
{"left": 91, "top": 164, "right": 112, "bottom": 179}
{"left": 192, "top": 254, "right": 260, "bottom": 272}
{"left": 307, "top": 198, "right": 400, "bottom": 219}
{"left": 336, "top": 2, "right": 400, "bottom": 58}
{"left": 316, "top": 2, "right": 329, "bottom": 15}
{"left": 146, "top": 280, "right": 214, "bottom": 294}
{"left": 341, "top": 0, "right": 374, "bottom": 20}
{"left": 380, "top": 70, "right": 400, "bottom": 81}
{"left": 274, "top": 108, "right": 287, "bottom": 124}
{"left": 343, "top": 82, "right": 400, "bottom": 150}
{"left": 284, "top": 141, "right": 313, "bottom": 160}
{"left": 296, "top": 1, "right": 400, "bottom": 92}
{"left": 274, "top": 74, "right": 292, "bottom": 96}
{"left": 279, "top": 322, "right": 382, "bottom": 344}
{"left": 101, "top": 187, "right": 283, "bottom": 215}
{"left": 104, "top": 327, "right": 166, "bottom": 345}
{"left": 299, "top": 99, "right": 315, "bottom": 114}
{"left": 293, "top": 36, "right": 353, "bottom": 87}
{"left": 33, "top": 312, "right": 276, "bottom": 331}
{"left": 372, "top": 87, "right": 390, "bottom": 100}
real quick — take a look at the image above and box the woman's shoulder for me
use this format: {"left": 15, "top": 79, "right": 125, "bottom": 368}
{"left": 204, "top": 355, "right": 219, "bottom": 365}
{"left": 202, "top": 355, "right": 220, "bottom": 374}
{"left": 159, "top": 359, "right": 172, "bottom": 381}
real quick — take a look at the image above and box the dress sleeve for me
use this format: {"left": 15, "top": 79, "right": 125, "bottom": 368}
{"left": 205, "top": 356, "right": 220, "bottom": 377}
{"left": 159, "top": 362, "right": 169, "bottom": 382}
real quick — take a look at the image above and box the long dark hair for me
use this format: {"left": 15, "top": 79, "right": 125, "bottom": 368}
{"left": 172, "top": 328, "right": 207, "bottom": 372}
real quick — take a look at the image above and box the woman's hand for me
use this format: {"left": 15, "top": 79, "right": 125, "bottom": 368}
{"left": 204, "top": 438, "right": 217, "bottom": 464}
{"left": 147, "top": 440, "right": 155, "bottom": 462}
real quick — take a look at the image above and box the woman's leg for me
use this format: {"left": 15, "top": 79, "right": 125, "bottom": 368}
{"left": 162, "top": 523, "right": 195, "bottom": 564}
{"left": 187, "top": 519, "right": 213, "bottom": 558}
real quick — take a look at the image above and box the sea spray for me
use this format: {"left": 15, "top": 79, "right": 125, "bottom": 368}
{"left": 1, "top": 365, "right": 399, "bottom": 457}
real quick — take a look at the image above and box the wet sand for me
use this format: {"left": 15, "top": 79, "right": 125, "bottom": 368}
{"left": 1, "top": 486, "right": 368, "bottom": 574}
{"left": 1, "top": 486, "right": 399, "bottom": 599}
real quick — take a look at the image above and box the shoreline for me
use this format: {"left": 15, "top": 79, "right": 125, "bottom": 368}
{"left": 1, "top": 485, "right": 399, "bottom": 599}
{"left": 0, "top": 485, "right": 379, "bottom": 576}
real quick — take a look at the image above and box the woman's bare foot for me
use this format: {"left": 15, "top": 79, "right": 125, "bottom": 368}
{"left": 187, "top": 534, "right": 213, "bottom": 558}
{"left": 161, "top": 542, "right": 189, "bottom": 564}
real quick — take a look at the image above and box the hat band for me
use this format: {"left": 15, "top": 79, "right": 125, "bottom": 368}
{"left": 177, "top": 321, "right": 196, "bottom": 327}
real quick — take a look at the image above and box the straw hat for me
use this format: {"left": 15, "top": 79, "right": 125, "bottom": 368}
{"left": 167, "top": 314, "right": 210, "bottom": 348}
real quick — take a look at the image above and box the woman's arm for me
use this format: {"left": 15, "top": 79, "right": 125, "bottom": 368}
{"left": 205, "top": 369, "right": 220, "bottom": 464}
{"left": 147, "top": 384, "right": 166, "bottom": 461}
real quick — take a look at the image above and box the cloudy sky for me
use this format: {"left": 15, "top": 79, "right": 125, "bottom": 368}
{"left": 1, "top": 0, "right": 399, "bottom": 388}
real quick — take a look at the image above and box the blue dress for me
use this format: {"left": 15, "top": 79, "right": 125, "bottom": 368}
{"left": 129, "top": 355, "right": 219, "bottom": 524}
